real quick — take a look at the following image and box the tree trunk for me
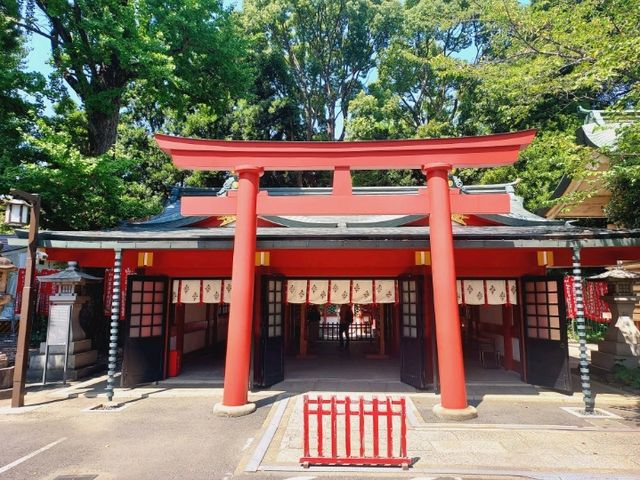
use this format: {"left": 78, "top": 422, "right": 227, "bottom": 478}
{"left": 86, "top": 100, "right": 121, "bottom": 156}
{"left": 327, "top": 103, "right": 335, "bottom": 141}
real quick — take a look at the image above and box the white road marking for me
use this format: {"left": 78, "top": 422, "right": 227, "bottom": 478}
{"left": 0, "top": 437, "right": 67, "bottom": 474}
{"left": 244, "top": 396, "right": 290, "bottom": 472}
{"left": 241, "top": 437, "right": 254, "bottom": 451}
{"left": 282, "top": 477, "right": 317, "bottom": 480}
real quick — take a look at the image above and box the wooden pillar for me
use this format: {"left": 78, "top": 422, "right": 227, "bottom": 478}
{"left": 502, "top": 305, "right": 513, "bottom": 371}
{"left": 298, "top": 306, "right": 308, "bottom": 357}
{"left": 216, "top": 165, "right": 262, "bottom": 416}
{"left": 424, "top": 164, "right": 476, "bottom": 420}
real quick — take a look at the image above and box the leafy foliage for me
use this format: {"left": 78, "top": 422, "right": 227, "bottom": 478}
{"left": 243, "top": 0, "right": 402, "bottom": 141}
{"left": 1, "top": 0, "right": 639, "bottom": 230}
{"left": 18, "top": 0, "right": 250, "bottom": 155}
{"left": 5, "top": 119, "right": 162, "bottom": 230}
{"left": 605, "top": 123, "right": 640, "bottom": 227}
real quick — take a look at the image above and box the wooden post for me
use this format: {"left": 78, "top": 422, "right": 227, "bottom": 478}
{"left": 216, "top": 166, "right": 262, "bottom": 415}
{"left": 424, "top": 164, "right": 476, "bottom": 419}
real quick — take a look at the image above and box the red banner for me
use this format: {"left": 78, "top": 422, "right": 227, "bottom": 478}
{"left": 103, "top": 268, "right": 115, "bottom": 317}
{"left": 14, "top": 268, "right": 60, "bottom": 317}
{"left": 584, "top": 280, "right": 610, "bottom": 323}
{"left": 564, "top": 276, "right": 577, "bottom": 319}
{"left": 564, "top": 276, "right": 610, "bottom": 323}
{"left": 102, "top": 267, "right": 135, "bottom": 320}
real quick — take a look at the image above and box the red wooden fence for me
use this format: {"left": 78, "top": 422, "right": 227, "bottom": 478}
{"left": 301, "top": 394, "right": 410, "bottom": 469}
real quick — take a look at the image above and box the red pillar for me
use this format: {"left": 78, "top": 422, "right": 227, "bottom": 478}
{"left": 424, "top": 164, "right": 475, "bottom": 417}
{"left": 221, "top": 166, "right": 263, "bottom": 409}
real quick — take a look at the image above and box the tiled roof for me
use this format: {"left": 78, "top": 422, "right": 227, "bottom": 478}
{"left": 124, "top": 182, "right": 559, "bottom": 231}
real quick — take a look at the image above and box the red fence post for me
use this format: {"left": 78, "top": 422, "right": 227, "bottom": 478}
{"left": 301, "top": 394, "right": 409, "bottom": 468}
{"left": 359, "top": 396, "right": 365, "bottom": 458}
{"left": 303, "top": 395, "right": 310, "bottom": 458}
{"left": 372, "top": 397, "right": 380, "bottom": 458}
{"left": 386, "top": 397, "right": 393, "bottom": 458}
{"left": 345, "top": 396, "right": 351, "bottom": 458}
{"left": 400, "top": 397, "right": 407, "bottom": 458}
{"left": 330, "top": 395, "right": 337, "bottom": 460}
{"left": 317, "top": 394, "right": 323, "bottom": 457}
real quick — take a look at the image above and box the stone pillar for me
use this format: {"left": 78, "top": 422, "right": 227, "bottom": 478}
{"left": 215, "top": 165, "right": 263, "bottom": 417}
{"left": 424, "top": 164, "right": 477, "bottom": 420}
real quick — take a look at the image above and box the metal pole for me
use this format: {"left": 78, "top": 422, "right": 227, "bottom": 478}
{"left": 106, "top": 249, "right": 122, "bottom": 402}
{"left": 11, "top": 192, "right": 40, "bottom": 408}
{"left": 572, "top": 245, "right": 595, "bottom": 413}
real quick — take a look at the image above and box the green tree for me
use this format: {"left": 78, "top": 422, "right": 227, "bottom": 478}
{"left": 461, "top": 0, "right": 639, "bottom": 214}
{"left": 17, "top": 0, "right": 249, "bottom": 156}
{"left": 605, "top": 123, "right": 640, "bottom": 228}
{"left": 0, "top": 1, "right": 43, "bottom": 188}
{"left": 5, "top": 118, "right": 162, "bottom": 230}
{"left": 243, "top": 0, "right": 402, "bottom": 141}
{"left": 473, "top": 0, "right": 640, "bottom": 129}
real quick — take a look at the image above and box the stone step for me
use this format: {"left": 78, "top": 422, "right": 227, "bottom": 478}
{"left": 592, "top": 350, "right": 639, "bottom": 370}
{"left": 38, "top": 339, "right": 93, "bottom": 355}
{"left": 27, "top": 363, "right": 103, "bottom": 382}
{"left": 29, "top": 349, "right": 98, "bottom": 370}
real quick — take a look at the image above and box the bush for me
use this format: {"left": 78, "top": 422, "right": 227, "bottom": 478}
{"left": 612, "top": 364, "right": 640, "bottom": 389}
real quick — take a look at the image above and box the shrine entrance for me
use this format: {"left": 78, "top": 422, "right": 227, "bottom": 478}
{"left": 254, "top": 276, "right": 431, "bottom": 391}
{"left": 156, "top": 129, "right": 537, "bottom": 417}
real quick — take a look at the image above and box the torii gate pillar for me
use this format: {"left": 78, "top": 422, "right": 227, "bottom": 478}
{"left": 424, "top": 164, "right": 478, "bottom": 420}
{"left": 214, "top": 165, "right": 263, "bottom": 417}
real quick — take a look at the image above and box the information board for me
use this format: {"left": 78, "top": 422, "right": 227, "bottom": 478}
{"left": 46, "top": 304, "right": 71, "bottom": 345}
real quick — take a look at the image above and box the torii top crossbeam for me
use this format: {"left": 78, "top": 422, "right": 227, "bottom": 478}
{"left": 155, "top": 130, "right": 536, "bottom": 217}
{"left": 155, "top": 130, "right": 536, "bottom": 171}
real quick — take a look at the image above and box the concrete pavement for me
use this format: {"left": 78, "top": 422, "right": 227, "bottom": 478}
{"left": 1, "top": 376, "right": 639, "bottom": 480}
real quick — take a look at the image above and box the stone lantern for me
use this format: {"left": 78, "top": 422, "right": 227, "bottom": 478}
{"left": 30, "top": 261, "right": 102, "bottom": 382}
{"left": 0, "top": 255, "right": 17, "bottom": 307}
{"left": 590, "top": 261, "right": 640, "bottom": 371}
{"left": 0, "top": 252, "right": 17, "bottom": 389}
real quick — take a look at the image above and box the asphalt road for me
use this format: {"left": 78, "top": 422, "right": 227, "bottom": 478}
{"left": 2, "top": 391, "right": 638, "bottom": 480}
{"left": 0, "top": 395, "right": 272, "bottom": 480}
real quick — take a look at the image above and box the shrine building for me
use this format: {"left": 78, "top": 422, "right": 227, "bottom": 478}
{"left": 12, "top": 131, "right": 640, "bottom": 419}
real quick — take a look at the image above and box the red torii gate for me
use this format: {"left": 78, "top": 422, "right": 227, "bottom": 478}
{"left": 156, "top": 130, "right": 536, "bottom": 419}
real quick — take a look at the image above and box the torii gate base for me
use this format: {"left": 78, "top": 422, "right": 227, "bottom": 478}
{"left": 156, "top": 130, "right": 536, "bottom": 419}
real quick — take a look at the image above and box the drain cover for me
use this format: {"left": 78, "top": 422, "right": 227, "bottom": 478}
{"left": 53, "top": 476, "right": 98, "bottom": 480}
{"left": 83, "top": 403, "right": 128, "bottom": 412}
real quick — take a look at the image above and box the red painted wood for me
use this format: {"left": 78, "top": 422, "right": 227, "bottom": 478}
{"left": 155, "top": 130, "right": 536, "bottom": 171}
{"left": 303, "top": 395, "right": 310, "bottom": 457}
{"left": 317, "top": 394, "right": 324, "bottom": 457}
{"left": 222, "top": 166, "right": 262, "bottom": 407}
{"left": 386, "top": 397, "right": 393, "bottom": 458}
{"left": 181, "top": 190, "right": 510, "bottom": 216}
{"left": 372, "top": 397, "right": 379, "bottom": 457}
{"left": 331, "top": 396, "right": 337, "bottom": 459}
{"left": 359, "top": 397, "right": 365, "bottom": 458}
{"left": 425, "top": 164, "right": 469, "bottom": 411}
{"left": 502, "top": 305, "right": 514, "bottom": 371}
{"left": 345, "top": 396, "right": 352, "bottom": 458}
{"left": 300, "top": 395, "right": 409, "bottom": 467}
{"left": 400, "top": 398, "right": 407, "bottom": 457}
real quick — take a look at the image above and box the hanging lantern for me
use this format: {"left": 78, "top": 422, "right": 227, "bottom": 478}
{"left": 4, "top": 197, "right": 30, "bottom": 227}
